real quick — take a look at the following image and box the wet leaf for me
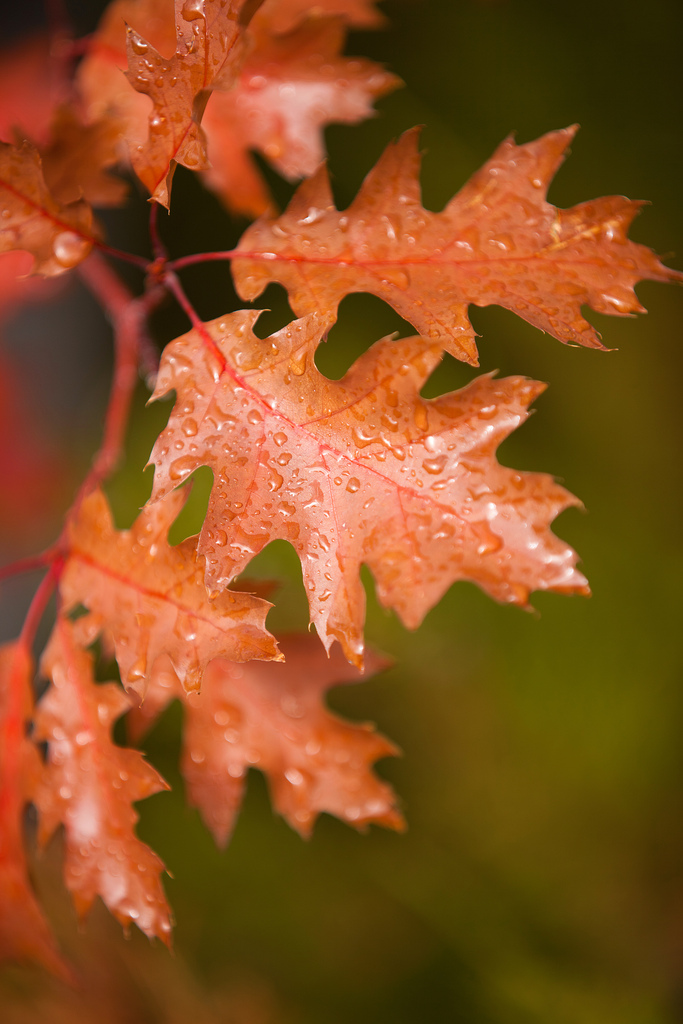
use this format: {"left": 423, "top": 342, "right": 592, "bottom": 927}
{"left": 38, "top": 107, "right": 128, "bottom": 208}
{"left": 129, "top": 636, "right": 402, "bottom": 845}
{"left": 233, "top": 127, "right": 683, "bottom": 363}
{"left": 202, "top": 15, "right": 399, "bottom": 217}
{"left": 122, "top": 0, "right": 251, "bottom": 207}
{"left": 60, "top": 488, "right": 281, "bottom": 699}
{"left": 33, "top": 619, "right": 172, "bottom": 944}
{"left": 0, "top": 643, "right": 69, "bottom": 978}
{"left": 149, "top": 311, "right": 588, "bottom": 666}
{"left": 0, "top": 140, "right": 95, "bottom": 275}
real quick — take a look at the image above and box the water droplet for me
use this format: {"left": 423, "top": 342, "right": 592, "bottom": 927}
{"left": 290, "top": 348, "right": 307, "bottom": 376}
{"left": 181, "top": 0, "right": 205, "bottom": 21}
{"left": 247, "top": 408, "right": 262, "bottom": 425}
{"left": 273, "top": 431, "right": 288, "bottom": 447}
{"left": 422, "top": 455, "right": 446, "bottom": 475}
{"left": 169, "top": 454, "right": 196, "bottom": 481}
{"left": 346, "top": 477, "right": 360, "bottom": 493}
{"left": 182, "top": 417, "right": 198, "bottom": 436}
{"left": 129, "top": 34, "right": 148, "bottom": 55}
{"left": 53, "top": 231, "right": 90, "bottom": 268}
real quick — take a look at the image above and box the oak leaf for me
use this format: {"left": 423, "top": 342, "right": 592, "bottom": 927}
{"left": 0, "top": 140, "right": 95, "bottom": 275}
{"left": 38, "top": 107, "right": 128, "bottom": 208}
{"left": 33, "top": 618, "right": 172, "bottom": 943}
{"left": 201, "top": 16, "right": 399, "bottom": 217}
{"left": 128, "top": 636, "right": 402, "bottom": 845}
{"left": 77, "top": 0, "right": 394, "bottom": 216}
{"left": 149, "top": 311, "right": 587, "bottom": 666}
{"left": 0, "top": 643, "right": 69, "bottom": 978}
{"left": 122, "top": 0, "right": 251, "bottom": 207}
{"left": 59, "top": 487, "right": 280, "bottom": 699}
{"left": 233, "top": 126, "right": 683, "bottom": 364}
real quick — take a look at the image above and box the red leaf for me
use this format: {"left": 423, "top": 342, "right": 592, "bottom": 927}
{"left": 149, "top": 312, "right": 587, "bottom": 666}
{"left": 33, "top": 619, "right": 172, "bottom": 944}
{"left": 201, "top": 16, "right": 399, "bottom": 217}
{"left": 0, "top": 644, "right": 69, "bottom": 977}
{"left": 233, "top": 127, "right": 683, "bottom": 363}
{"left": 60, "top": 488, "right": 281, "bottom": 699}
{"left": 129, "top": 636, "right": 402, "bottom": 845}
{"left": 122, "top": 0, "right": 250, "bottom": 207}
{"left": 0, "top": 140, "right": 95, "bottom": 275}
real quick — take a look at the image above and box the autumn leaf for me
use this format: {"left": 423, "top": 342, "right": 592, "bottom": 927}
{"left": 129, "top": 635, "right": 402, "bottom": 845}
{"left": 78, "top": 0, "right": 394, "bottom": 216}
{"left": 33, "top": 618, "right": 172, "bottom": 943}
{"left": 0, "top": 643, "right": 69, "bottom": 978}
{"left": 233, "top": 126, "right": 683, "bottom": 364}
{"left": 38, "top": 106, "right": 128, "bottom": 208}
{"left": 59, "top": 487, "right": 281, "bottom": 699}
{"left": 121, "top": 0, "right": 252, "bottom": 207}
{"left": 201, "top": 15, "right": 399, "bottom": 217}
{"left": 148, "top": 311, "right": 588, "bottom": 666}
{"left": 0, "top": 140, "right": 95, "bottom": 275}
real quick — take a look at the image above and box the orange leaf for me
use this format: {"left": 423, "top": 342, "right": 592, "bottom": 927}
{"left": 33, "top": 619, "right": 172, "bottom": 943}
{"left": 122, "top": 0, "right": 251, "bottom": 207}
{"left": 0, "top": 140, "right": 95, "bottom": 275}
{"left": 38, "top": 106, "right": 128, "bottom": 208}
{"left": 149, "top": 312, "right": 588, "bottom": 666}
{"left": 78, "top": 0, "right": 393, "bottom": 216}
{"left": 59, "top": 487, "right": 281, "bottom": 698}
{"left": 129, "top": 636, "right": 402, "bottom": 845}
{"left": 0, "top": 644, "right": 69, "bottom": 978}
{"left": 201, "top": 16, "right": 399, "bottom": 217}
{"left": 233, "top": 126, "right": 683, "bottom": 364}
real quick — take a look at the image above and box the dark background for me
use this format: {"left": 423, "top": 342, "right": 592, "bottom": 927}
{"left": 2, "top": 1, "right": 683, "bottom": 1021}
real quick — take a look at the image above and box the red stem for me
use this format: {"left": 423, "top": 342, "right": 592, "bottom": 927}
{"left": 164, "top": 270, "right": 226, "bottom": 369}
{"left": 0, "top": 552, "right": 53, "bottom": 584}
{"left": 167, "top": 250, "right": 239, "bottom": 272}
{"left": 74, "top": 253, "right": 161, "bottom": 511}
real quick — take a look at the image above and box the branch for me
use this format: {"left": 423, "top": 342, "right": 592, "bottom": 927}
{"left": 74, "top": 254, "right": 161, "bottom": 510}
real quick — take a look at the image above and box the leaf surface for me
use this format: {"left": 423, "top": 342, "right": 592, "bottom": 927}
{"left": 78, "top": 0, "right": 393, "bottom": 216}
{"left": 122, "top": 0, "right": 250, "bottom": 206}
{"left": 33, "top": 619, "right": 172, "bottom": 943}
{"left": 201, "top": 16, "right": 399, "bottom": 217}
{"left": 38, "top": 107, "right": 128, "bottom": 208}
{"left": 233, "top": 127, "right": 683, "bottom": 363}
{"left": 0, "top": 644, "right": 68, "bottom": 977}
{"left": 60, "top": 488, "right": 280, "bottom": 699}
{"left": 0, "top": 141, "right": 95, "bottom": 275}
{"left": 129, "top": 636, "right": 402, "bottom": 844}
{"left": 149, "top": 312, "right": 588, "bottom": 665}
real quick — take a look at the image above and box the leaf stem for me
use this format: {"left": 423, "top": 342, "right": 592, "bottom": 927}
{"left": 74, "top": 254, "right": 161, "bottom": 511}
{"left": 0, "top": 553, "right": 54, "bottom": 585}
{"left": 163, "top": 270, "right": 226, "bottom": 370}
{"left": 166, "top": 249, "right": 239, "bottom": 272}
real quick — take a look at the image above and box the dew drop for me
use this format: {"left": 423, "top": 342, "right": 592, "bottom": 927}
{"left": 422, "top": 455, "right": 447, "bottom": 475}
{"left": 53, "top": 231, "right": 90, "bottom": 268}
{"left": 346, "top": 477, "right": 360, "bottom": 493}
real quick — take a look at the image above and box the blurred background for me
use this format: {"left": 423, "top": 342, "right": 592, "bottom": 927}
{"left": 2, "top": 0, "right": 683, "bottom": 1020}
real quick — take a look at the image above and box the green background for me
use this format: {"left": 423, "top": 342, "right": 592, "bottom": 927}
{"left": 2, "top": 0, "right": 683, "bottom": 1021}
